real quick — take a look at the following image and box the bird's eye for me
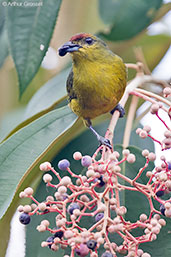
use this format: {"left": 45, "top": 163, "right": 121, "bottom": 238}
{"left": 85, "top": 37, "right": 94, "bottom": 45}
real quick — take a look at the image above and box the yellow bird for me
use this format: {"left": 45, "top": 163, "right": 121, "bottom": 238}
{"left": 58, "top": 33, "right": 127, "bottom": 148}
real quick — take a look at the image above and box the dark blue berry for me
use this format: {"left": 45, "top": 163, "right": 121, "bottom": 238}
{"left": 58, "top": 159, "right": 70, "bottom": 170}
{"left": 46, "top": 236, "right": 55, "bottom": 249}
{"left": 67, "top": 202, "right": 80, "bottom": 215}
{"left": 86, "top": 239, "right": 97, "bottom": 250}
{"left": 53, "top": 227, "right": 63, "bottom": 238}
{"left": 97, "top": 176, "right": 105, "bottom": 187}
{"left": 101, "top": 252, "right": 114, "bottom": 257}
{"left": 160, "top": 204, "right": 166, "bottom": 216}
{"left": 156, "top": 190, "right": 164, "bottom": 197}
{"left": 19, "top": 213, "right": 31, "bottom": 225}
{"left": 54, "top": 230, "right": 64, "bottom": 239}
{"left": 95, "top": 212, "right": 104, "bottom": 222}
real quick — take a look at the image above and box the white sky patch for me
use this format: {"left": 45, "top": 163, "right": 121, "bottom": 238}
{"left": 163, "top": 0, "right": 171, "bottom": 3}
{"left": 152, "top": 46, "right": 171, "bottom": 80}
{"left": 5, "top": 211, "right": 26, "bottom": 257}
{"left": 148, "top": 10, "right": 171, "bottom": 36}
{"left": 41, "top": 46, "right": 59, "bottom": 70}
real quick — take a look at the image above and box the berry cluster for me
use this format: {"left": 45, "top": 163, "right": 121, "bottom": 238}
{"left": 18, "top": 145, "right": 171, "bottom": 257}
{"left": 18, "top": 87, "right": 171, "bottom": 257}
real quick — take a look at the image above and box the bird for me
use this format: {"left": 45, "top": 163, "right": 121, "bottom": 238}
{"left": 58, "top": 33, "right": 127, "bottom": 148}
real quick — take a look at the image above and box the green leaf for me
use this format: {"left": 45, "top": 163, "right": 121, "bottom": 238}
{"left": 2, "top": 67, "right": 71, "bottom": 141}
{"left": 0, "top": 108, "right": 26, "bottom": 141}
{"left": 6, "top": 0, "right": 62, "bottom": 97}
{"left": 0, "top": 106, "right": 82, "bottom": 256}
{"left": 0, "top": 3, "right": 9, "bottom": 67}
{"left": 0, "top": 106, "right": 77, "bottom": 219}
{"left": 24, "top": 67, "right": 70, "bottom": 119}
{"left": 0, "top": 29, "right": 9, "bottom": 68}
{"left": 98, "top": 0, "right": 163, "bottom": 40}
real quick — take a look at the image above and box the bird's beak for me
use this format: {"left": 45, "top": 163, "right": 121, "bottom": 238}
{"left": 58, "top": 41, "right": 82, "bottom": 56}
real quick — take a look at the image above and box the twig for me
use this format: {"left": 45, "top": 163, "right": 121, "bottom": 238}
{"left": 123, "top": 95, "right": 139, "bottom": 148}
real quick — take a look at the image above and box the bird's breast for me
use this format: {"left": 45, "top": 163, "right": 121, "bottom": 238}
{"left": 71, "top": 58, "right": 126, "bottom": 119}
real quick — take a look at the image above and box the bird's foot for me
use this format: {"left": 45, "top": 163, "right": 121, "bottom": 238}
{"left": 88, "top": 125, "right": 112, "bottom": 149}
{"left": 97, "top": 135, "right": 112, "bottom": 149}
{"left": 110, "top": 103, "right": 125, "bottom": 118}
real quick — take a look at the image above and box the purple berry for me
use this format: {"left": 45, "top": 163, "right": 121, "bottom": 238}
{"left": 67, "top": 202, "right": 80, "bottom": 215}
{"left": 19, "top": 213, "right": 31, "bottom": 225}
{"left": 75, "top": 243, "right": 89, "bottom": 256}
{"left": 168, "top": 162, "right": 171, "bottom": 170}
{"left": 46, "top": 236, "right": 54, "bottom": 248}
{"left": 101, "top": 252, "right": 114, "bottom": 257}
{"left": 81, "top": 155, "right": 92, "bottom": 167}
{"left": 95, "top": 212, "right": 104, "bottom": 222}
{"left": 86, "top": 239, "right": 97, "bottom": 250}
{"left": 160, "top": 204, "right": 165, "bottom": 216}
{"left": 58, "top": 159, "right": 70, "bottom": 170}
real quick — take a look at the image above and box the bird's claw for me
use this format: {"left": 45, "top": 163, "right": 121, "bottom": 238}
{"left": 110, "top": 103, "right": 125, "bottom": 118}
{"left": 98, "top": 136, "right": 112, "bottom": 149}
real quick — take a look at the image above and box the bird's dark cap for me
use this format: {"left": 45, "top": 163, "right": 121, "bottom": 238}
{"left": 70, "top": 33, "right": 92, "bottom": 41}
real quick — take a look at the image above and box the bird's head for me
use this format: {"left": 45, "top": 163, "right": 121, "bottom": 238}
{"left": 58, "top": 33, "right": 108, "bottom": 61}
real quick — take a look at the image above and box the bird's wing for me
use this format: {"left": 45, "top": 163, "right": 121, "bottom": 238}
{"left": 66, "top": 69, "right": 77, "bottom": 102}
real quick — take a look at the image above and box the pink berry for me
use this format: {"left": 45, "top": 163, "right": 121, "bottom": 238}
{"left": 139, "top": 130, "right": 148, "bottom": 139}
{"left": 163, "top": 87, "right": 171, "bottom": 97}
{"left": 136, "top": 128, "right": 142, "bottom": 135}
{"left": 73, "top": 151, "right": 82, "bottom": 160}
{"left": 39, "top": 162, "right": 51, "bottom": 171}
{"left": 127, "top": 154, "right": 136, "bottom": 163}
{"left": 143, "top": 125, "right": 151, "bottom": 133}
{"left": 150, "top": 104, "right": 159, "bottom": 114}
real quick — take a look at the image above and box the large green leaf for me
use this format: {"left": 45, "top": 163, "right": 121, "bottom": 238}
{"left": 0, "top": 2, "right": 9, "bottom": 67}
{"left": 0, "top": 106, "right": 83, "bottom": 256}
{"left": 2, "top": 67, "right": 70, "bottom": 141}
{"left": 0, "top": 106, "right": 77, "bottom": 220}
{"left": 0, "top": 108, "right": 26, "bottom": 141}
{"left": 24, "top": 67, "right": 70, "bottom": 119}
{"left": 6, "top": 0, "right": 62, "bottom": 97}
{"left": 98, "top": 0, "right": 163, "bottom": 40}
{"left": 0, "top": 29, "right": 9, "bottom": 67}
